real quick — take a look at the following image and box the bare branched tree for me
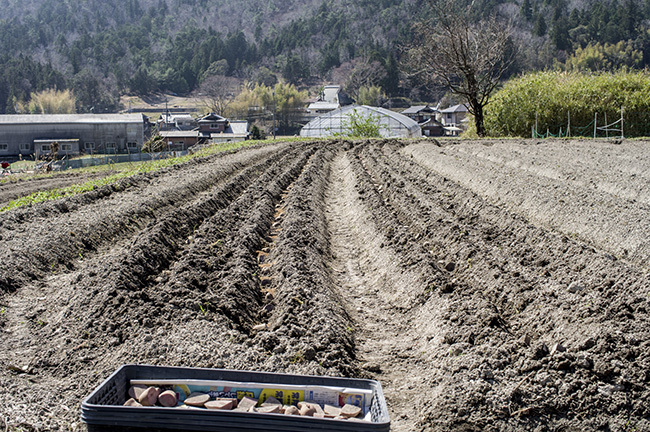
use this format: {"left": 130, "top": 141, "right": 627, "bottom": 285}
{"left": 407, "top": 0, "right": 517, "bottom": 136}
{"left": 196, "top": 75, "right": 240, "bottom": 116}
{"left": 344, "top": 58, "right": 387, "bottom": 102}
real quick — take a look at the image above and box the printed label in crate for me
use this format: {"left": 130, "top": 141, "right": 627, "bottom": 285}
{"left": 134, "top": 379, "right": 373, "bottom": 411}
{"left": 303, "top": 388, "right": 340, "bottom": 406}
{"left": 259, "top": 388, "right": 304, "bottom": 406}
{"left": 340, "top": 390, "right": 367, "bottom": 407}
{"left": 174, "top": 385, "right": 262, "bottom": 404}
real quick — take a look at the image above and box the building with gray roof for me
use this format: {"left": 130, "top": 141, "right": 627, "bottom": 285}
{"left": 306, "top": 85, "right": 353, "bottom": 116}
{"left": 0, "top": 113, "right": 150, "bottom": 159}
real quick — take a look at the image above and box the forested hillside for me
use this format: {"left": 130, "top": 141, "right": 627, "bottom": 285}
{"left": 1, "top": 0, "right": 650, "bottom": 114}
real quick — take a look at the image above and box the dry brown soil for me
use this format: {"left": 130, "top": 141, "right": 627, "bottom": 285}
{"left": 0, "top": 139, "right": 648, "bottom": 432}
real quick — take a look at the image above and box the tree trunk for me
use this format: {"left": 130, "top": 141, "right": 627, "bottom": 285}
{"left": 473, "top": 103, "right": 486, "bottom": 137}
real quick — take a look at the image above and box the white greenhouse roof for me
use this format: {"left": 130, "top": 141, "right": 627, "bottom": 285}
{"left": 300, "top": 105, "right": 421, "bottom": 138}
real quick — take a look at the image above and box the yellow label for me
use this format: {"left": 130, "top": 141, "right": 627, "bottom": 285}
{"left": 173, "top": 384, "right": 192, "bottom": 399}
{"left": 236, "top": 390, "right": 256, "bottom": 400}
{"left": 259, "top": 388, "right": 304, "bottom": 406}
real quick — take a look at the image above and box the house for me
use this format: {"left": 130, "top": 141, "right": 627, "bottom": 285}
{"left": 420, "top": 118, "right": 446, "bottom": 137}
{"left": 197, "top": 113, "right": 249, "bottom": 143}
{"left": 440, "top": 104, "right": 469, "bottom": 135}
{"left": 158, "top": 130, "right": 203, "bottom": 150}
{"left": 0, "top": 113, "right": 150, "bottom": 159}
{"left": 157, "top": 114, "right": 248, "bottom": 148}
{"left": 401, "top": 105, "right": 444, "bottom": 137}
{"left": 171, "top": 114, "right": 197, "bottom": 130}
{"left": 306, "top": 85, "right": 353, "bottom": 116}
{"left": 157, "top": 113, "right": 198, "bottom": 132}
{"left": 210, "top": 120, "right": 250, "bottom": 143}
{"left": 198, "top": 113, "right": 229, "bottom": 134}
{"left": 401, "top": 105, "right": 438, "bottom": 123}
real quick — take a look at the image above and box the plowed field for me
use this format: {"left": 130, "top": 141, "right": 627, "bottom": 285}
{"left": 0, "top": 171, "right": 116, "bottom": 210}
{"left": 0, "top": 139, "right": 648, "bottom": 432}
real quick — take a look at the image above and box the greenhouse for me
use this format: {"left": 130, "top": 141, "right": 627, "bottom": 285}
{"left": 300, "top": 105, "right": 421, "bottom": 138}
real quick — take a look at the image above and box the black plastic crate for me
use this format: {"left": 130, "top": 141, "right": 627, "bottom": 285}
{"left": 81, "top": 364, "right": 390, "bottom": 432}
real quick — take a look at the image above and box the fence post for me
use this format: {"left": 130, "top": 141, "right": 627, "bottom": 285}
{"left": 567, "top": 111, "right": 571, "bottom": 138}
{"left": 604, "top": 112, "right": 608, "bottom": 139}
{"left": 594, "top": 113, "right": 597, "bottom": 138}
{"left": 621, "top": 106, "right": 624, "bottom": 138}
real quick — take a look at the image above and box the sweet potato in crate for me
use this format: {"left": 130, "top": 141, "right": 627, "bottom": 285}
{"left": 81, "top": 364, "right": 390, "bottom": 432}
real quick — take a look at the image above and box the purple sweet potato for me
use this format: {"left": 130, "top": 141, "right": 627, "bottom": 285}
{"left": 340, "top": 403, "right": 362, "bottom": 418}
{"left": 123, "top": 398, "right": 142, "bottom": 407}
{"left": 184, "top": 392, "right": 210, "bottom": 407}
{"left": 257, "top": 405, "right": 281, "bottom": 414}
{"left": 323, "top": 404, "right": 341, "bottom": 418}
{"left": 205, "top": 399, "right": 235, "bottom": 410}
{"left": 128, "top": 385, "right": 148, "bottom": 400}
{"left": 158, "top": 390, "right": 178, "bottom": 407}
{"left": 137, "top": 387, "right": 160, "bottom": 407}
{"left": 284, "top": 405, "right": 300, "bottom": 416}
{"left": 234, "top": 396, "right": 258, "bottom": 412}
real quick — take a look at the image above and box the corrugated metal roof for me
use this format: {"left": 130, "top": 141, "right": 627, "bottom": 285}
{"left": 322, "top": 86, "right": 341, "bottom": 104}
{"left": 440, "top": 104, "right": 468, "bottom": 113}
{"left": 228, "top": 121, "right": 249, "bottom": 135}
{"left": 199, "top": 113, "right": 227, "bottom": 122}
{"left": 401, "top": 105, "right": 437, "bottom": 115}
{"left": 171, "top": 114, "right": 195, "bottom": 121}
{"left": 33, "top": 138, "right": 80, "bottom": 143}
{"left": 159, "top": 131, "right": 200, "bottom": 138}
{"left": 420, "top": 118, "right": 444, "bottom": 127}
{"left": 308, "top": 101, "right": 340, "bottom": 111}
{"left": 0, "top": 113, "right": 146, "bottom": 125}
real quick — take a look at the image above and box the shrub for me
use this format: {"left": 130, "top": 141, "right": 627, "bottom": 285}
{"left": 333, "top": 108, "right": 384, "bottom": 138}
{"left": 18, "top": 89, "right": 76, "bottom": 114}
{"left": 250, "top": 125, "right": 265, "bottom": 140}
{"left": 485, "top": 71, "right": 650, "bottom": 137}
{"left": 142, "top": 135, "right": 167, "bottom": 153}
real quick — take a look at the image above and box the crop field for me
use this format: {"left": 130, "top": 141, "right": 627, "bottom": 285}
{"left": 0, "top": 139, "right": 648, "bottom": 431}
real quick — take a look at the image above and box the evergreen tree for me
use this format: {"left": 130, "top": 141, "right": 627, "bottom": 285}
{"left": 382, "top": 53, "right": 400, "bottom": 96}
{"left": 621, "top": 0, "right": 639, "bottom": 38}
{"left": 533, "top": 14, "right": 547, "bottom": 36}
{"left": 283, "top": 54, "right": 309, "bottom": 83}
{"left": 250, "top": 124, "right": 265, "bottom": 140}
{"left": 552, "top": 17, "right": 571, "bottom": 50}
{"left": 319, "top": 43, "right": 341, "bottom": 74}
{"left": 521, "top": 0, "right": 533, "bottom": 21}
{"left": 130, "top": 66, "right": 154, "bottom": 94}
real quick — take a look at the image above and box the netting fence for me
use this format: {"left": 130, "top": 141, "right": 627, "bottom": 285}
{"left": 531, "top": 108, "right": 650, "bottom": 138}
